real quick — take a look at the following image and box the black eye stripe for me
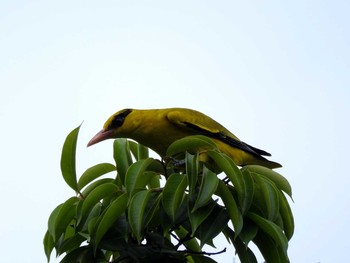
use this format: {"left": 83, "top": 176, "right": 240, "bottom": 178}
{"left": 111, "top": 116, "right": 123, "bottom": 127}
{"left": 108, "top": 109, "right": 132, "bottom": 129}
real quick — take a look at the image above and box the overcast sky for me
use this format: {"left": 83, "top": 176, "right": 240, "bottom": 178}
{"left": 1, "top": 1, "right": 349, "bottom": 262}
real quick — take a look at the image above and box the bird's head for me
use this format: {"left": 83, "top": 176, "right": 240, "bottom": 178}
{"left": 87, "top": 109, "right": 133, "bottom": 147}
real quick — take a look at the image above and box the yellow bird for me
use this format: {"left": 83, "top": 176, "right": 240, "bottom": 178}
{"left": 88, "top": 108, "right": 281, "bottom": 169}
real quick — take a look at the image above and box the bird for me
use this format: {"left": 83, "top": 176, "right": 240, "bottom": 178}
{"left": 87, "top": 108, "right": 281, "bottom": 169}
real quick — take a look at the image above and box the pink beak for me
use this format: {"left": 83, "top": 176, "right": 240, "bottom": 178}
{"left": 87, "top": 129, "right": 114, "bottom": 147}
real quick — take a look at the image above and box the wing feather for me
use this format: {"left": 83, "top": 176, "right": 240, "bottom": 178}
{"left": 167, "top": 109, "right": 271, "bottom": 157}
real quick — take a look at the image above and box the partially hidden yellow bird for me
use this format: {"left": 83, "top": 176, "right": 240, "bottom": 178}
{"left": 88, "top": 108, "right": 281, "bottom": 169}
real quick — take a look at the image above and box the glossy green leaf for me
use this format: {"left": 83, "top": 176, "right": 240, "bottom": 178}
{"left": 189, "top": 200, "right": 216, "bottom": 234}
{"left": 143, "top": 192, "right": 161, "bottom": 227}
{"left": 54, "top": 196, "right": 79, "bottom": 240}
{"left": 147, "top": 173, "right": 161, "bottom": 189}
{"left": 186, "top": 152, "right": 199, "bottom": 196}
{"left": 60, "top": 246, "right": 105, "bottom": 263}
{"left": 162, "top": 173, "right": 187, "bottom": 221}
{"left": 145, "top": 159, "right": 165, "bottom": 174}
{"left": 159, "top": 206, "right": 172, "bottom": 235}
{"left": 78, "top": 183, "right": 119, "bottom": 225}
{"left": 166, "top": 135, "right": 217, "bottom": 156}
{"left": 137, "top": 143, "right": 149, "bottom": 160}
{"left": 125, "top": 158, "right": 159, "bottom": 196}
{"left": 223, "top": 227, "right": 258, "bottom": 263}
{"left": 253, "top": 230, "right": 288, "bottom": 263}
{"left": 128, "top": 190, "right": 151, "bottom": 242}
{"left": 78, "top": 163, "right": 116, "bottom": 191}
{"left": 47, "top": 203, "right": 63, "bottom": 239}
{"left": 278, "top": 191, "right": 294, "bottom": 240}
{"left": 59, "top": 246, "right": 89, "bottom": 263}
{"left": 241, "top": 168, "right": 255, "bottom": 214}
{"left": 113, "top": 138, "right": 133, "bottom": 184}
{"left": 196, "top": 205, "right": 229, "bottom": 247}
{"left": 128, "top": 140, "right": 139, "bottom": 159}
{"left": 207, "top": 151, "right": 245, "bottom": 206}
{"left": 56, "top": 233, "right": 86, "bottom": 256}
{"left": 81, "top": 178, "right": 115, "bottom": 197}
{"left": 43, "top": 230, "right": 54, "bottom": 262}
{"left": 128, "top": 169, "right": 157, "bottom": 196}
{"left": 128, "top": 140, "right": 149, "bottom": 160}
{"left": 78, "top": 202, "right": 102, "bottom": 234}
{"left": 247, "top": 212, "right": 288, "bottom": 259}
{"left": 192, "top": 166, "right": 219, "bottom": 211}
{"left": 254, "top": 175, "right": 280, "bottom": 221}
{"left": 243, "top": 165, "right": 292, "bottom": 197}
{"left": 216, "top": 180, "right": 243, "bottom": 235}
{"left": 87, "top": 216, "right": 99, "bottom": 239}
{"left": 61, "top": 125, "right": 81, "bottom": 192}
{"left": 238, "top": 220, "right": 258, "bottom": 246}
{"left": 94, "top": 193, "right": 128, "bottom": 248}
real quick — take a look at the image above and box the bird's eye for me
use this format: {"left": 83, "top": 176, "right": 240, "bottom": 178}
{"left": 107, "top": 109, "right": 132, "bottom": 130}
{"left": 109, "top": 116, "right": 124, "bottom": 129}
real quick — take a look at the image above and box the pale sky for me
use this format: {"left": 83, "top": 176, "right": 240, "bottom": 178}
{"left": 1, "top": 1, "right": 349, "bottom": 262}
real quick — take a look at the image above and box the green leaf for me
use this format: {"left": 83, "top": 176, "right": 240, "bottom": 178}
{"left": 77, "top": 163, "right": 116, "bottom": 191}
{"left": 59, "top": 246, "right": 89, "bottom": 263}
{"left": 247, "top": 212, "right": 288, "bottom": 259}
{"left": 147, "top": 173, "right": 161, "bottom": 189}
{"left": 195, "top": 205, "right": 229, "bottom": 247}
{"left": 61, "top": 125, "right": 81, "bottom": 192}
{"left": 223, "top": 227, "right": 258, "bottom": 263}
{"left": 241, "top": 168, "right": 255, "bottom": 214}
{"left": 189, "top": 200, "right": 216, "bottom": 234}
{"left": 216, "top": 180, "right": 243, "bottom": 236}
{"left": 206, "top": 151, "right": 245, "bottom": 206}
{"left": 78, "top": 182, "right": 119, "bottom": 225}
{"left": 253, "top": 230, "right": 288, "bottom": 263}
{"left": 78, "top": 201, "right": 102, "bottom": 233}
{"left": 192, "top": 167, "right": 219, "bottom": 211}
{"left": 242, "top": 165, "right": 292, "bottom": 197}
{"left": 113, "top": 138, "right": 133, "bottom": 184}
{"left": 94, "top": 193, "right": 128, "bottom": 248}
{"left": 60, "top": 246, "right": 105, "bottom": 263}
{"left": 137, "top": 142, "right": 150, "bottom": 160}
{"left": 54, "top": 196, "right": 79, "bottom": 240}
{"left": 128, "top": 140, "right": 138, "bottom": 160}
{"left": 81, "top": 178, "right": 116, "bottom": 197}
{"left": 43, "top": 230, "right": 54, "bottom": 262}
{"left": 186, "top": 152, "right": 199, "bottom": 197}
{"left": 128, "top": 190, "right": 151, "bottom": 242}
{"left": 166, "top": 135, "right": 217, "bottom": 157}
{"left": 129, "top": 140, "right": 149, "bottom": 160}
{"left": 56, "top": 233, "right": 86, "bottom": 256}
{"left": 162, "top": 173, "right": 187, "bottom": 221}
{"left": 143, "top": 192, "right": 162, "bottom": 227}
{"left": 87, "top": 217, "right": 99, "bottom": 239}
{"left": 137, "top": 143, "right": 149, "bottom": 160}
{"left": 238, "top": 222, "right": 258, "bottom": 251}
{"left": 278, "top": 191, "right": 294, "bottom": 240}
{"left": 47, "top": 204, "right": 62, "bottom": 239}
{"left": 175, "top": 226, "right": 201, "bottom": 253}
{"left": 125, "top": 158, "right": 159, "bottom": 197}
{"left": 254, "top": 175, "right": 280, "bottom": 221}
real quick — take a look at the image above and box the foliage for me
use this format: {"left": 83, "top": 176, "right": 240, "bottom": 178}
{"left": 44, "top": 125, "right": 294, "bottom": 263}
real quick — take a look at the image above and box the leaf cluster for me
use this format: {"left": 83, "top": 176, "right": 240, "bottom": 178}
{"left": 44, "top": 126, "right": 294, "bottom": 263}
